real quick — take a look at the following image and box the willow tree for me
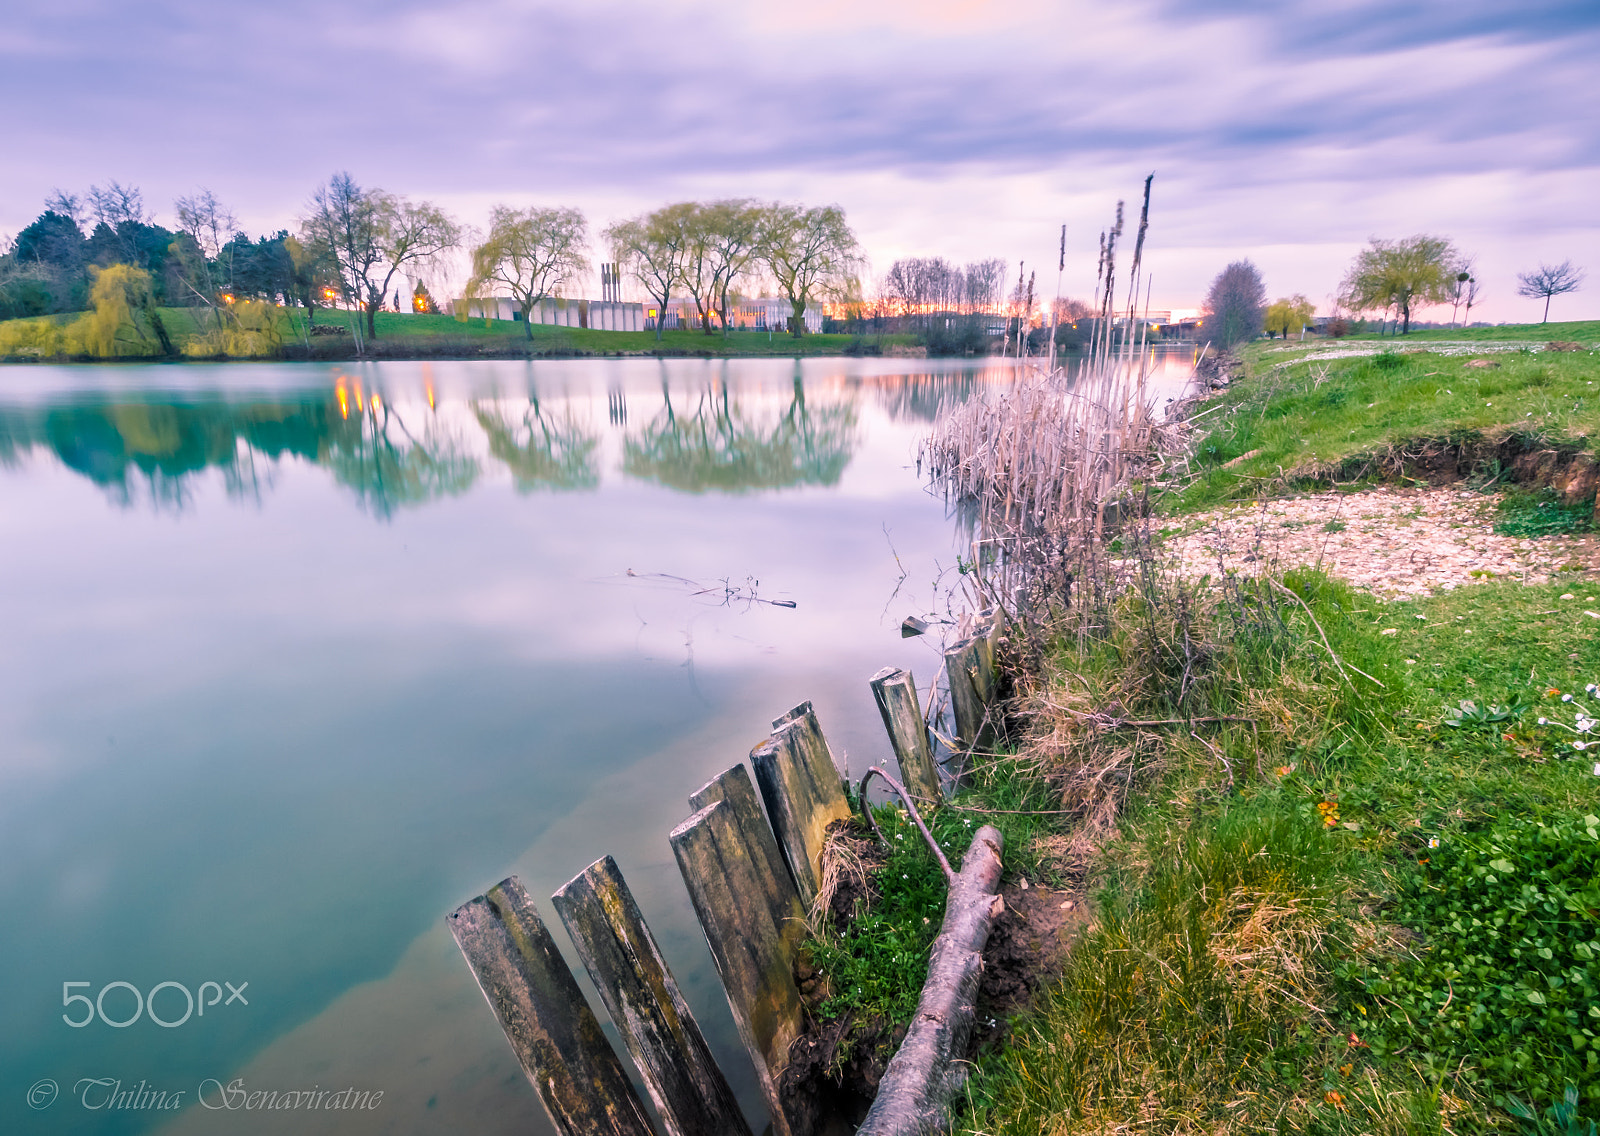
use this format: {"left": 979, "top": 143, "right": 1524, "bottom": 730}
{"left": 679, "top": 199, "right": 764, "bottom": 336}
{"left": 466, "top": 206, "right": 589, "bottom": 340}
{"left": 605, "top": 203, "right": 695, "bottom": 341}
{"left": 1338, "top": 235, "right": 1462, "bottom": 335}
{"left": 1264, "top": 294, "right": 1315, "bottom": 338}
{"left": 758, "top": 203, "right": 861, "bottom": 336}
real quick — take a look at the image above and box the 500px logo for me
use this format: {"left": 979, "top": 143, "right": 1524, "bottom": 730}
{"left": 62, "top": 980, "right": 248, "bottom": 1028}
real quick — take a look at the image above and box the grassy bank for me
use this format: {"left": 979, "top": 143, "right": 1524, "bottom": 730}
{"left": 1178, "top": 334, "right": 1600, "bottom": 515}
{"left": 0, "top": 304, "right": 922, "bottom": 361}
{"left": 798, "top": 332, "right": 1600, "bottom": 1134}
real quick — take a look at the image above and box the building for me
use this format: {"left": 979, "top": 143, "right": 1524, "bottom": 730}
{"left": 650, "top": 297, "right": 823, "bottom": 334}
{"left": 452, "top": 296, "right": 645, "bottom": 331}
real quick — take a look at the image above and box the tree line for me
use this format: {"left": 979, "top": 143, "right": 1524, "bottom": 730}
{"left": 1201, "top": 236, "right": 1586, "bottom": 347}
{"left": 0, "top": 176, "right": 877, "bottom": 347}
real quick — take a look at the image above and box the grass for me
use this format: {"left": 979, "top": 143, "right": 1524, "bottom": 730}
{"left": 0, "top": 304, "right": 917, "bottom": 359}
{"left": 1339, "top": 320, "right": 1600, "bottom": 344}
{"left": 1172, "top": 339, "right": 1600, "bottom": 513}
{"left": 954, "top": 570, "right": 1600, "bottom": 1135}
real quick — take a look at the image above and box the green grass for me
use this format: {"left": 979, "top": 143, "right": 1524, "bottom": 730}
{"left": 0, "top": 304, "right": 914, "bottom": 359}
{"left": 955, "top": 572, "right": 1600, "bottom": 1135}
{"left": 1339, "top": 320, "right": 1600, "bottom": 344}
{"left": 1173, "top": 341, "right": 1600, "bottom": 513}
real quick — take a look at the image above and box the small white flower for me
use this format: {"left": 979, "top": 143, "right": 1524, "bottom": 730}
{"left": 1415, "top": 614, "right": 1426, "bottom": 621}
{"left": 1575, "top": 741, "right": 1589, "bottom": 751}
{"left": 1538, "top": 717, "right": 1549, "bottom": 725}
{"left": 1381, "top": 628, "right": 1399, "bottom": 636}
{"left": 1428, "top": 837, "right": 1440, "bottom": 849}
{"left": 1564, "top": 694, "right": 1574, "bottom": 702}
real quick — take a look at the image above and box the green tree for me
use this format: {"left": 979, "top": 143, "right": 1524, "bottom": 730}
{"left": 677, "top": 199, "right": 764, "bottom": 336}
{"left": 1338, "top": 235, "right": 1462, "bottom": 335}
{"left": 465, "top": 206, "right": 589, "bottom": 340}
{"left": 605, "top": 204, "right": 695, "bottom": 342}
{"left": 1263, "top": 294, "right": 1315, "bottom": 338}
{"left": 757, "top": 203, "right": 862, "bottom": 336}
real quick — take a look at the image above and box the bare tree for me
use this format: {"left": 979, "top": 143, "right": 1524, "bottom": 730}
{"left": 465, "top": 206, "right": 589, "bottom": 340}
{"left": 1516, "top": 260, "right": 1584, "bottom": 323}
{"left": 302, "top": 172, "right": 461, "bottom": 339}
{"left": 1202, "top": 260, "right": 1267, "bottom": 346}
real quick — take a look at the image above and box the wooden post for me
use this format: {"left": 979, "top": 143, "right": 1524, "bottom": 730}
{"left": 750, "top": 701, "right": 852, "bottom": 909}
{"left": 943, "top": 635, "right": 985, "bottom": 754}
{"left": 552, "top": 856, "right": 753, "bottom": 1136}
{"left": 870, "top": 668, "right": 941, "bottom": 803}
{"left": 855, "top": 825, "right": 1006, "bottom": 1136}
{"left": 447, "top": 877, "right": 655, "bottom": 1136}
{"left": 688, "top": 764, "right": 806, "bottom": 959}
{"left": 671, "top": 800, "right": 814, "bottom": 1136}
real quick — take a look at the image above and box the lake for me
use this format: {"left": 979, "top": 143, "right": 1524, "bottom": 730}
{"left": 0, "top": 352, "right": 1193, "bottom": 1136}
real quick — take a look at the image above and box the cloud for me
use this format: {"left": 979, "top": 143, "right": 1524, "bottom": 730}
{"left": 2, "top": 0, "right": 1595, "bottom": 319}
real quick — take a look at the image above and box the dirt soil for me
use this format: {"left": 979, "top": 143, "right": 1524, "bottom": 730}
{"left": 971, "top": 877, "right": 1095, "bottom": 1052}
{"left": 1161, "top": 488, "right": 1600, "bottom": 598}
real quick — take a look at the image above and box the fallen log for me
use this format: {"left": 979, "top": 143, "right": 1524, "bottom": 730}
{"left": 855, "top": 824, "right": 1004, "bottom": 1136}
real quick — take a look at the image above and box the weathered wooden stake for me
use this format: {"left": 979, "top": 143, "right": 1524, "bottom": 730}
{"left": 689, "top": 764, "right": 806, "bottom": 959}
{"left": 855, "top": 825, "right": 1006, "bottom": 1136}
{"left": 671, "top": 799, "right": 814, "bottom": 1136}
{"left": 552, "top": 855, "right": 753, "bottom": 1136}
{"left": 751, "top": 701, "right": 852, "bottom": 908}
{"left": 943, "top": 635, "right": 986, "bottom": 754}
{"left": 447, "top": 877, "right": 655, "bottom": 1136}
{"left": 870, "top": 667, "right": 941, "bottom": 803}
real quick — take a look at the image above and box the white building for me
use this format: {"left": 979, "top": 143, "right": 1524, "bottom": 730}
{"left": 452, "top": 296, "right": 645, "bottom": 331}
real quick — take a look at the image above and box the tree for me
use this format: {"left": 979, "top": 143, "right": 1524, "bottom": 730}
{"left": 1516, "top": 261, "right": 1584, "bottom": 323}
{"left": 1202, "top": 260, "right": 1267, "bottom": 346}
{"left": 757, "top": 203, "right": 861, "bottom": 336}
{"left": 302, "top": 172, "right": 461, "bottom": 340}
{"left": 465, "top": 206, "right": 589, "bottom": 341}
{"left": 1264, "top": 294, "right": 1315, "bottom": 338}
{"left": 677, "top": 199, "right": 764, "bottom": 336}
{"left": 1338, "top": 235, "right": 1461, "bottom": 335}
{"left": 605, "top": 204, "right": 695, "bottom": 342}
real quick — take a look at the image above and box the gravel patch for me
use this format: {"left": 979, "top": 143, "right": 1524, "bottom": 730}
{"left": 1161, "top": 489, "right": 1599, "bottom": 599}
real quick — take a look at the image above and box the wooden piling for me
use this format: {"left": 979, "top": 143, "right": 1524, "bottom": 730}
{"left": 750, "top": 701, "right": 852, "bottom": 909}
{"left": 552, "top": 856, "right": 753, "bottom": 1136}
{"left": 671, "top": 799, "right": 814, "bottom": 1136}
{"left": 689, "top": 764, "right": 806, "bottom": 957}
{"left": 447, "top": 877, "right": 655, "bottom": 1136}
{"left": 869, "top": 667, "right": 941, "bottom": 803}
{"left": 943, "top": 635, "right": 986, "bottom": 753}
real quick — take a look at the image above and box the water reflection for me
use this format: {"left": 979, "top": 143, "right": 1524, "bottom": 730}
{"left": 622, "top": 378, "right": 856, "bottom": 493}
{"left": 324, "top": 401, "right": 481, "bottom": 518}
{"left": 473, "top": 401, "right": 600, "bottom": 492}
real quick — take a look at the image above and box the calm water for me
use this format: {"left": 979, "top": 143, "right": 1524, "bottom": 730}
{"left": 0, "top": 353, "right": 1192, "bottom": 1136}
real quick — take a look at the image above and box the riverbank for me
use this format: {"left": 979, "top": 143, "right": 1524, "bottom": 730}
{"left": 801, "top": 335, "right": 1600, "bottom": 1134}
{"left": 0, "top": 305, "right": 935, "bottom": 361}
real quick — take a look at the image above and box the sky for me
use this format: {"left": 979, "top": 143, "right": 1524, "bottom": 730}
{"left": 3, "top": 0, "right": 1597, "bottom": 322}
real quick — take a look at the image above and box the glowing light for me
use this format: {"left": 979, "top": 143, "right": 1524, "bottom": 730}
{"left": 336, "top": 379, "right": 349, "bottom": 420}
{"left": 425, "top": 382, "right": 435, "bottom": 409}
{"left": 220, "top": 293, "right": 235, "bottom": 305}
{"left": 370, "top": 394, "right": 382, "bottom": 412}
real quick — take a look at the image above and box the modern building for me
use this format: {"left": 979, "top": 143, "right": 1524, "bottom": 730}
{"left": 452, "top": 296, "right": 645, "bottom": 331}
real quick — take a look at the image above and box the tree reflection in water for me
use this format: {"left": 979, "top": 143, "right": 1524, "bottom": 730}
{"left": 472, "top": 399, "right": 600, "bottom": 492}
{"left": 324, "top": 398, "right": 480, "bottom": 519}
{"left": 622, "top": 375, "right": 857, "bottom": 493}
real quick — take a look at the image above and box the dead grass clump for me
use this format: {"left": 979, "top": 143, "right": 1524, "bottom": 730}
{"left": 811, "top": 821, "right": 883, "bottom": 931}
